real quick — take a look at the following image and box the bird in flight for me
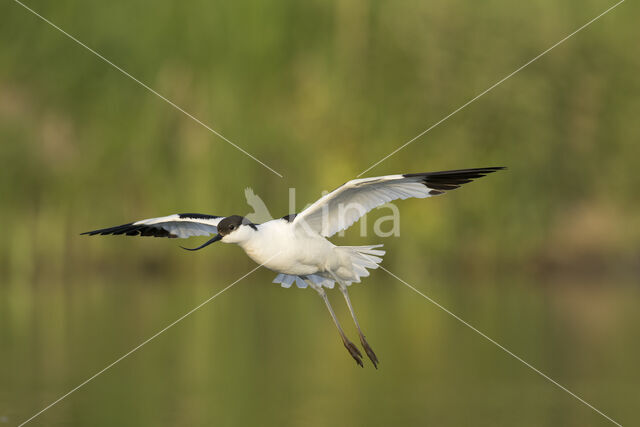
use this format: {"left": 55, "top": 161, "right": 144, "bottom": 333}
{"left": 83, "top": 167, "right": 504, "bottom": 368}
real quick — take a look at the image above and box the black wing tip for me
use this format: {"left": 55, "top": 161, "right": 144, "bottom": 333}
{"left": 404, "top": 166, "right": 506, "bottom": 177}
{"left": 405, "top": 167, "right": 506, "bottom": 192}
{"left": 81, "top": 222, "right": 134, "bottom": 236}
{"left": 81, "top": 222, "right": 176, "bottom": 238}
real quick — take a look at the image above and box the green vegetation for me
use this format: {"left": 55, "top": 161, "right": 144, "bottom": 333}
{"left": 1, "top": 1, "right": 638, "bottom": 425}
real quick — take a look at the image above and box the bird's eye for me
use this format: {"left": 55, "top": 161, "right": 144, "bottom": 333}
{"left": 230, "top": 225, "right": 235, "bottom": 230}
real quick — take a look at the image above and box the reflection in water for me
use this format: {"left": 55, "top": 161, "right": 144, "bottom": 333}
{"left": 2, "top": 272, "right": 638, "bottom": 426}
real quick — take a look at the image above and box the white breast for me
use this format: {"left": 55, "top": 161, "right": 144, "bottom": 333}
{"left": 239, "top": 220, "right": 336, "bottom": 275}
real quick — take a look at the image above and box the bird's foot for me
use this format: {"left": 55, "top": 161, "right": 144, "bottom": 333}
{"left": 359, "top": 335, "right": 379, "bottom": 369}
{"left": 343, "top": 339, "right": 364, "bottom": 367}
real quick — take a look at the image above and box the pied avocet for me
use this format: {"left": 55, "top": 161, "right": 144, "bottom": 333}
{"left": 83, "top": 167, "right": 504, "bottom": 367}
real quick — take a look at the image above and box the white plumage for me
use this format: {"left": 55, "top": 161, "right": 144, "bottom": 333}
{"left": 83, "top": 213, "right": 223, "bottom": 239}
{"left": 84, "top": 167, "right": 504, "bottom": 367}
{"left": 293, "top": 174, "right": 437, "bottom": 237}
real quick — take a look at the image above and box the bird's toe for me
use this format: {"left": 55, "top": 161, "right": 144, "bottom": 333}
{"left": 343, "top": 340, "right": 364, "bottom": 367}
{"left": 360, "top": 336, "right": 379, "bottom": 369}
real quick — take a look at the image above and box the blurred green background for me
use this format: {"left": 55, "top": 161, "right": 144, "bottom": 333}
{"left": 1, "top": 0, "right": 639, "bottom": 425}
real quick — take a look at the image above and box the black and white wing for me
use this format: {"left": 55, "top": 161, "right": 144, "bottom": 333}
{"left": 292, "top": 167, "right": 504, "bottom": 237}
{"left": 82, "top": 213, "right": 224, "bottom": 239}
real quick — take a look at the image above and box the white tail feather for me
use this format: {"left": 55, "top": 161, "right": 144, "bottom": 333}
{"left": 272, "top": 244, "right": 385, "bottom": 289}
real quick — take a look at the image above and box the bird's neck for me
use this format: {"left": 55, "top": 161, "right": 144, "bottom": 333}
{"left": 236, "top": 224, "right": 259, "bottom": 249}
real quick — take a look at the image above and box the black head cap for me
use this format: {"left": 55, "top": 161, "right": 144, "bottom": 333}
{"left": 218, "top": 215, "right": 257, "bottom": 235}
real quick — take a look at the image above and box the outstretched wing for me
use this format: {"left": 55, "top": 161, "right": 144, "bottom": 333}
{"left": 292, "top": 167, "right": 504, "bottom": 237}
{"left": 82, "top": 213, "right": 224, "bottom": 239}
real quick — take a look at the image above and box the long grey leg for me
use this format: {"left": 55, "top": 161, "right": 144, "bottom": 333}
{"left": 303, "top": 277, "right": 363, "bottom": 367}
{"left": 326, "top": 269, "right": 379, "bottom": 368}
{"left": 340, "top": 286, "right": 379, "bottom": 368}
